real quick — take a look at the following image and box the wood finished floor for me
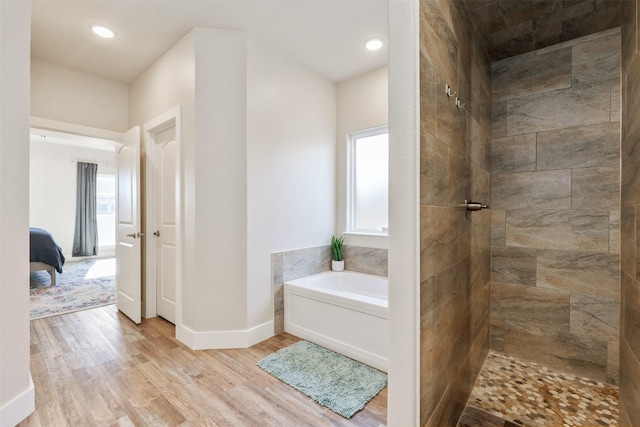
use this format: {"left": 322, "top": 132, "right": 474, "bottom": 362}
{"left": 18, "top": 305, "right": 387, "bottom": 427}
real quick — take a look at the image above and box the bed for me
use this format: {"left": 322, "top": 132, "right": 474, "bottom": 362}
{"left": 30, "top": 227, "right": 65, "bottom": 286}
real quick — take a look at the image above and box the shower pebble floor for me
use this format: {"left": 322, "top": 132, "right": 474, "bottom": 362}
{"left": 460, "top": 350, "right": 619, "bottom": 427}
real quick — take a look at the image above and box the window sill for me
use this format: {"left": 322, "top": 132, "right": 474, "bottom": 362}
{"left": 343, "top": 231, "right": 388, "bottom": 238}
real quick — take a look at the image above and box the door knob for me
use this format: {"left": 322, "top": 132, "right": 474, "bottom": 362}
{"left": 153, "top": 230, "right": 160, "bottom": 237}
{"left": 126, "top": 232, "right": 144, "bottom": 238}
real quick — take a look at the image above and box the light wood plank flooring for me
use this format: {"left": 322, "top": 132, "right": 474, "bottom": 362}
{"left": 18, "top": 305, "right": 387, "bottom": 427}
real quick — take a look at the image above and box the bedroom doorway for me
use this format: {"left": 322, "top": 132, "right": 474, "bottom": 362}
{"left": 29, "top": 125, "right": 117, "bottom": 259}
{"left": 144, "top": 107, "right": 182, "bottom": 325}
{"left": 28, "top": 122, "right": 119, "bottom": 319}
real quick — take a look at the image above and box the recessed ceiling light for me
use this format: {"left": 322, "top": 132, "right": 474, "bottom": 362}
{"left": 92, "top": 25, "right": 115, "bottom": 39}
{"left": 364, "top": 37, "right": 384, "bottom": 51}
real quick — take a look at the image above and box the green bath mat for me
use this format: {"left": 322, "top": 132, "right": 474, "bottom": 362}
{"left": 257, "top": 340, "right": 387, "bottom": 418}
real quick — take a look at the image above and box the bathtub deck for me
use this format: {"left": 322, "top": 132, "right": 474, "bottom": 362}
{"left": 19, "top": 305, "right": 387, "bottom": 426}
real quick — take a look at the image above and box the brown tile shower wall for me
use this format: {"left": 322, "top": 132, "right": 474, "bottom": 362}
{"left": 463, "top": 0, "right": 621, "bottom": 62}
{"left": 271, "top": 245, "right": 388, "bottom": 334}
{"left": 490, "top": 29, "right": 621, "bottom": 385}
{"left": 419, "top": 1, "right": 492, "bottom": 426}
{"left": 620, "top": 1, "right": 640, "bottom": 424}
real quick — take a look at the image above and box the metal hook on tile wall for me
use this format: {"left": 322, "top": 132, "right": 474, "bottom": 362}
{"left": 456, "top": 97, "right": 466, "bottom": 110}
{"left": 445, "top": 84, "right": 457, "bottom": 98}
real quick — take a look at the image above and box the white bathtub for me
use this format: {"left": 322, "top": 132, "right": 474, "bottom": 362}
{"left": 284, "top": 270, "right": 388, "bottom": 372}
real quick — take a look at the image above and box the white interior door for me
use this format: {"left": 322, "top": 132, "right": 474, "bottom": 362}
{"left": 144, "top": 106, "right": 181, "bottom": 326}
{"left": 155, "top": 133, "right": 177, "bottom": 323}
{"left": 116, "top": 126, "right": 142, "bottom": 324}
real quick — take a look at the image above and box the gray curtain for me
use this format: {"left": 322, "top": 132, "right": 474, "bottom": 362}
{"left": 72, "top": 162, "right": 98, "bottom": 257}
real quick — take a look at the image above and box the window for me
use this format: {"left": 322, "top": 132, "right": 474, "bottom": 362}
{"left": 348, "top": 125, "right": 389, "bottom": 235}
{"left": 96, "top": 174, "right": 116, "bottom": 247}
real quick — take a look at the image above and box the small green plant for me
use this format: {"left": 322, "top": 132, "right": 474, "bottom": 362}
{"left": 331, "top": 235, "right": 345, "bottom": 261}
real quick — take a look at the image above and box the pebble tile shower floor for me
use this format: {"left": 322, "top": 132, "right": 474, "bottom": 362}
{"left": 460, "top": 351, "right": 620, "bottom": 427}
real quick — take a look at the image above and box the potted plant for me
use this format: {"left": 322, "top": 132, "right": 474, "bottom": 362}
{"left": 331, "top": 235, "right": 345, "bottom": 272}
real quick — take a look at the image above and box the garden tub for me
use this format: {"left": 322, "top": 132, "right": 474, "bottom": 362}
{"left": 284, "top": 270, "right": 388, "bottom": 372}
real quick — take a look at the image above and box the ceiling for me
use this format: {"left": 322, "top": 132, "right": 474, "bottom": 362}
{"left": 32, "top": 1, "right": 620, "bottom": 86}
{"left": 31, "top": 0, "right": 389, "bottom": 85}
{"left": 462, "top": 0, "right": 621, "bottom": 61}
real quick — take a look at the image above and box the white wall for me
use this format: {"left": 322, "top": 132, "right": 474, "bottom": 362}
{"left": 130, "top": 29, "right": 251, "bottom": 336}
{"left": 29, "top": 140, "right": 115, "bottom": 259}
{"left": 130, "top": 28, "right": 337, "bottom": 346}
{"left": 246, "top": 37, "right": 337, "bottom": 327}
{"left": 31, "top": 58, "right": 129, "bottom": 132}
{"left": 192, "top": 29, "right": 248, "bottom": 332}
{"left": 336, "top": 66, "right": 389, "bottom": 249}
{"left": 0, "top": 1, "right": 34, "bottom": 425}
{"left": 388, "top": 0, "right": 420, "bottom": 425}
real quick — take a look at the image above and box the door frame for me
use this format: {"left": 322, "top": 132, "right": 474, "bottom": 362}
{"left": 143, "top": 106, "right": 183, "bottom": 326}
{"left": 30, "top": 116, "right": 122, "bottom": 142}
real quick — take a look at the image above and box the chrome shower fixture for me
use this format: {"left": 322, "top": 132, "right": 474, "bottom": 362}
{"left": 465, "top": 200, "right": 488, "bottom": 211}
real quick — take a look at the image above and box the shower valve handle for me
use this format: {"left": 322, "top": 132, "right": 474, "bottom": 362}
{"left": 465, "top": 200, "right": 488, "bottom": 212}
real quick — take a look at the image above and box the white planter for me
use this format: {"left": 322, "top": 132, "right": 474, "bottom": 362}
{"left": 331, "top": 260, "right": 345, "bottom": 272}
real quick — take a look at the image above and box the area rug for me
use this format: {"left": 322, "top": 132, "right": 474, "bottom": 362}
{"left": 30, "top": 258, "right": 115, "bottom": 319}
{"left": 257, "top": 340, "right": 387, "bottom": 418}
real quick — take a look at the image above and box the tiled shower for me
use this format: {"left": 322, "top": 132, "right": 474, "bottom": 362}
{"left": 419, "top": 0, "right": 640, "bottom": 426}
{"left": 490, "top": 29, "right": 621, "bottom": 385}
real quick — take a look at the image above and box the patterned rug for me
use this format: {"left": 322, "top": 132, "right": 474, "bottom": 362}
{"left": 30, "top": 258, "right": 116, "bottom": 319}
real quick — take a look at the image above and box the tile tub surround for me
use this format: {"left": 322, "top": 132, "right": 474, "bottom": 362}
{"left": 464, "top": 350, "right": 620, "bottom": 427}
{"left": 490, "top": 29, "right": 621, "bottom": 385}
{"left": 620, "top": 0, "right": 640, "bottom": 424}
{"left": 420, "top": 0, "right": 492, "bottom": 426}
{"left": 272, "top": 245, "right": 388, "bottom": 334}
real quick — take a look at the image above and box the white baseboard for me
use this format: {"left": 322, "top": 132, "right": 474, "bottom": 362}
{"left": 0, "top": 374, "right": 34, "bottom": 427}
{"left": 176, "top": 320, "right": 274, "bottom": 350}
